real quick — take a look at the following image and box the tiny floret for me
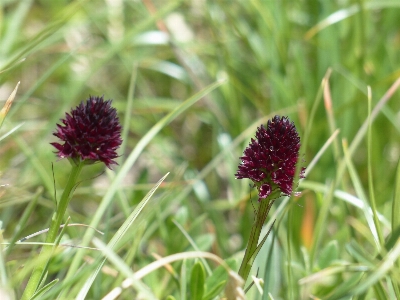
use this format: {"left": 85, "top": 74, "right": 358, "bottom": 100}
{"left": 235, "top": 115, "right": 305, "bottom": 200}
{"left": 51, "top": 95, "right": 122, "bottom": 168}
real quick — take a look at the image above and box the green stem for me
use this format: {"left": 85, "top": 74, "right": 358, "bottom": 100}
{"left": 21, "top": 162, "right": 84, "bottom": 300}
{"left": 238, "top": 191, "right": 279, "bottom": 283}
{"left": 393, "top": 158, "right": 400, "bottom": 232}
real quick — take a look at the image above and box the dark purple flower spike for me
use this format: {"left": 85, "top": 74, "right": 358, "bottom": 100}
{"left": 51, "top": 95, "right": 122, "bottom": 169}
{"left": 236, "top": 115, "right": 305, "bottom": 200}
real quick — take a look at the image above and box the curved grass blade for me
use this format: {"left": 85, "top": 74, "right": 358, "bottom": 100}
{"left": 76, "top": 173, "right": 169, "bottom": 300}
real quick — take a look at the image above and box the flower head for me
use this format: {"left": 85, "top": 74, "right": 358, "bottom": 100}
{"left": 51, "top": 95, "right": 122, "bottom": 169}
{"left": 235, "top": 115, "right": 305, "bottom": 200}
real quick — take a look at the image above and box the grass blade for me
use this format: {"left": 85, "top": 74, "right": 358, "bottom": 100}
{"left": 392, "top": 157, "right": 400, "bottom": 232}
{"left": 75, "top": 173, "right": 169, "bottom": 299}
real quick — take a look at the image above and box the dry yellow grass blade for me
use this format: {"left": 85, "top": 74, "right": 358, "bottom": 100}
{"left": 0, "top": 81, "right": 20, "bottom": 128}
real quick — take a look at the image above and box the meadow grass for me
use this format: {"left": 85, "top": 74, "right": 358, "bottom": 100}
{"left": 1, "top": 0, "right": 400, "bottom": 299}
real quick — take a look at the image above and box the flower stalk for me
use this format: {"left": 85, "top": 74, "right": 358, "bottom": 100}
{"left": 21, "top": 161, "right": 84, "bottom": 300}
{"left": 235, "top": 115, "right": 304, "bottom": 283}
{"left": 22, "top": 96, "right": 122, "bottom": 299}
{"left": 238, "top": 192, "right": 278, "bottom": 282}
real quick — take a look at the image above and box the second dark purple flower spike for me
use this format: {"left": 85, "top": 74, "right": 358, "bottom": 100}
{"left": 51, "top": 95, "right": 122, "bottom": 169}
{"left": 235, "top": 115, "right": 305, "bottom": 200}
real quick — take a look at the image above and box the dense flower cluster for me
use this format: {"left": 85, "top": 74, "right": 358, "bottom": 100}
{"left": 235, "top": 115, "right": 304, "bottom": 199}
{"left": 51, "top": 95, "right": 122, "bottom": 168}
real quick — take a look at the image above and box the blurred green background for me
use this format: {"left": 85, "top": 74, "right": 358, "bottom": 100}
{"left": 1, "top": 0, "right": 400, "bottom": 299}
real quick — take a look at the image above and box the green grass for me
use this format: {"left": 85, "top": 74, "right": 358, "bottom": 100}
{"left": 1, "top": 0, "right": 400, "bottom": 299}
